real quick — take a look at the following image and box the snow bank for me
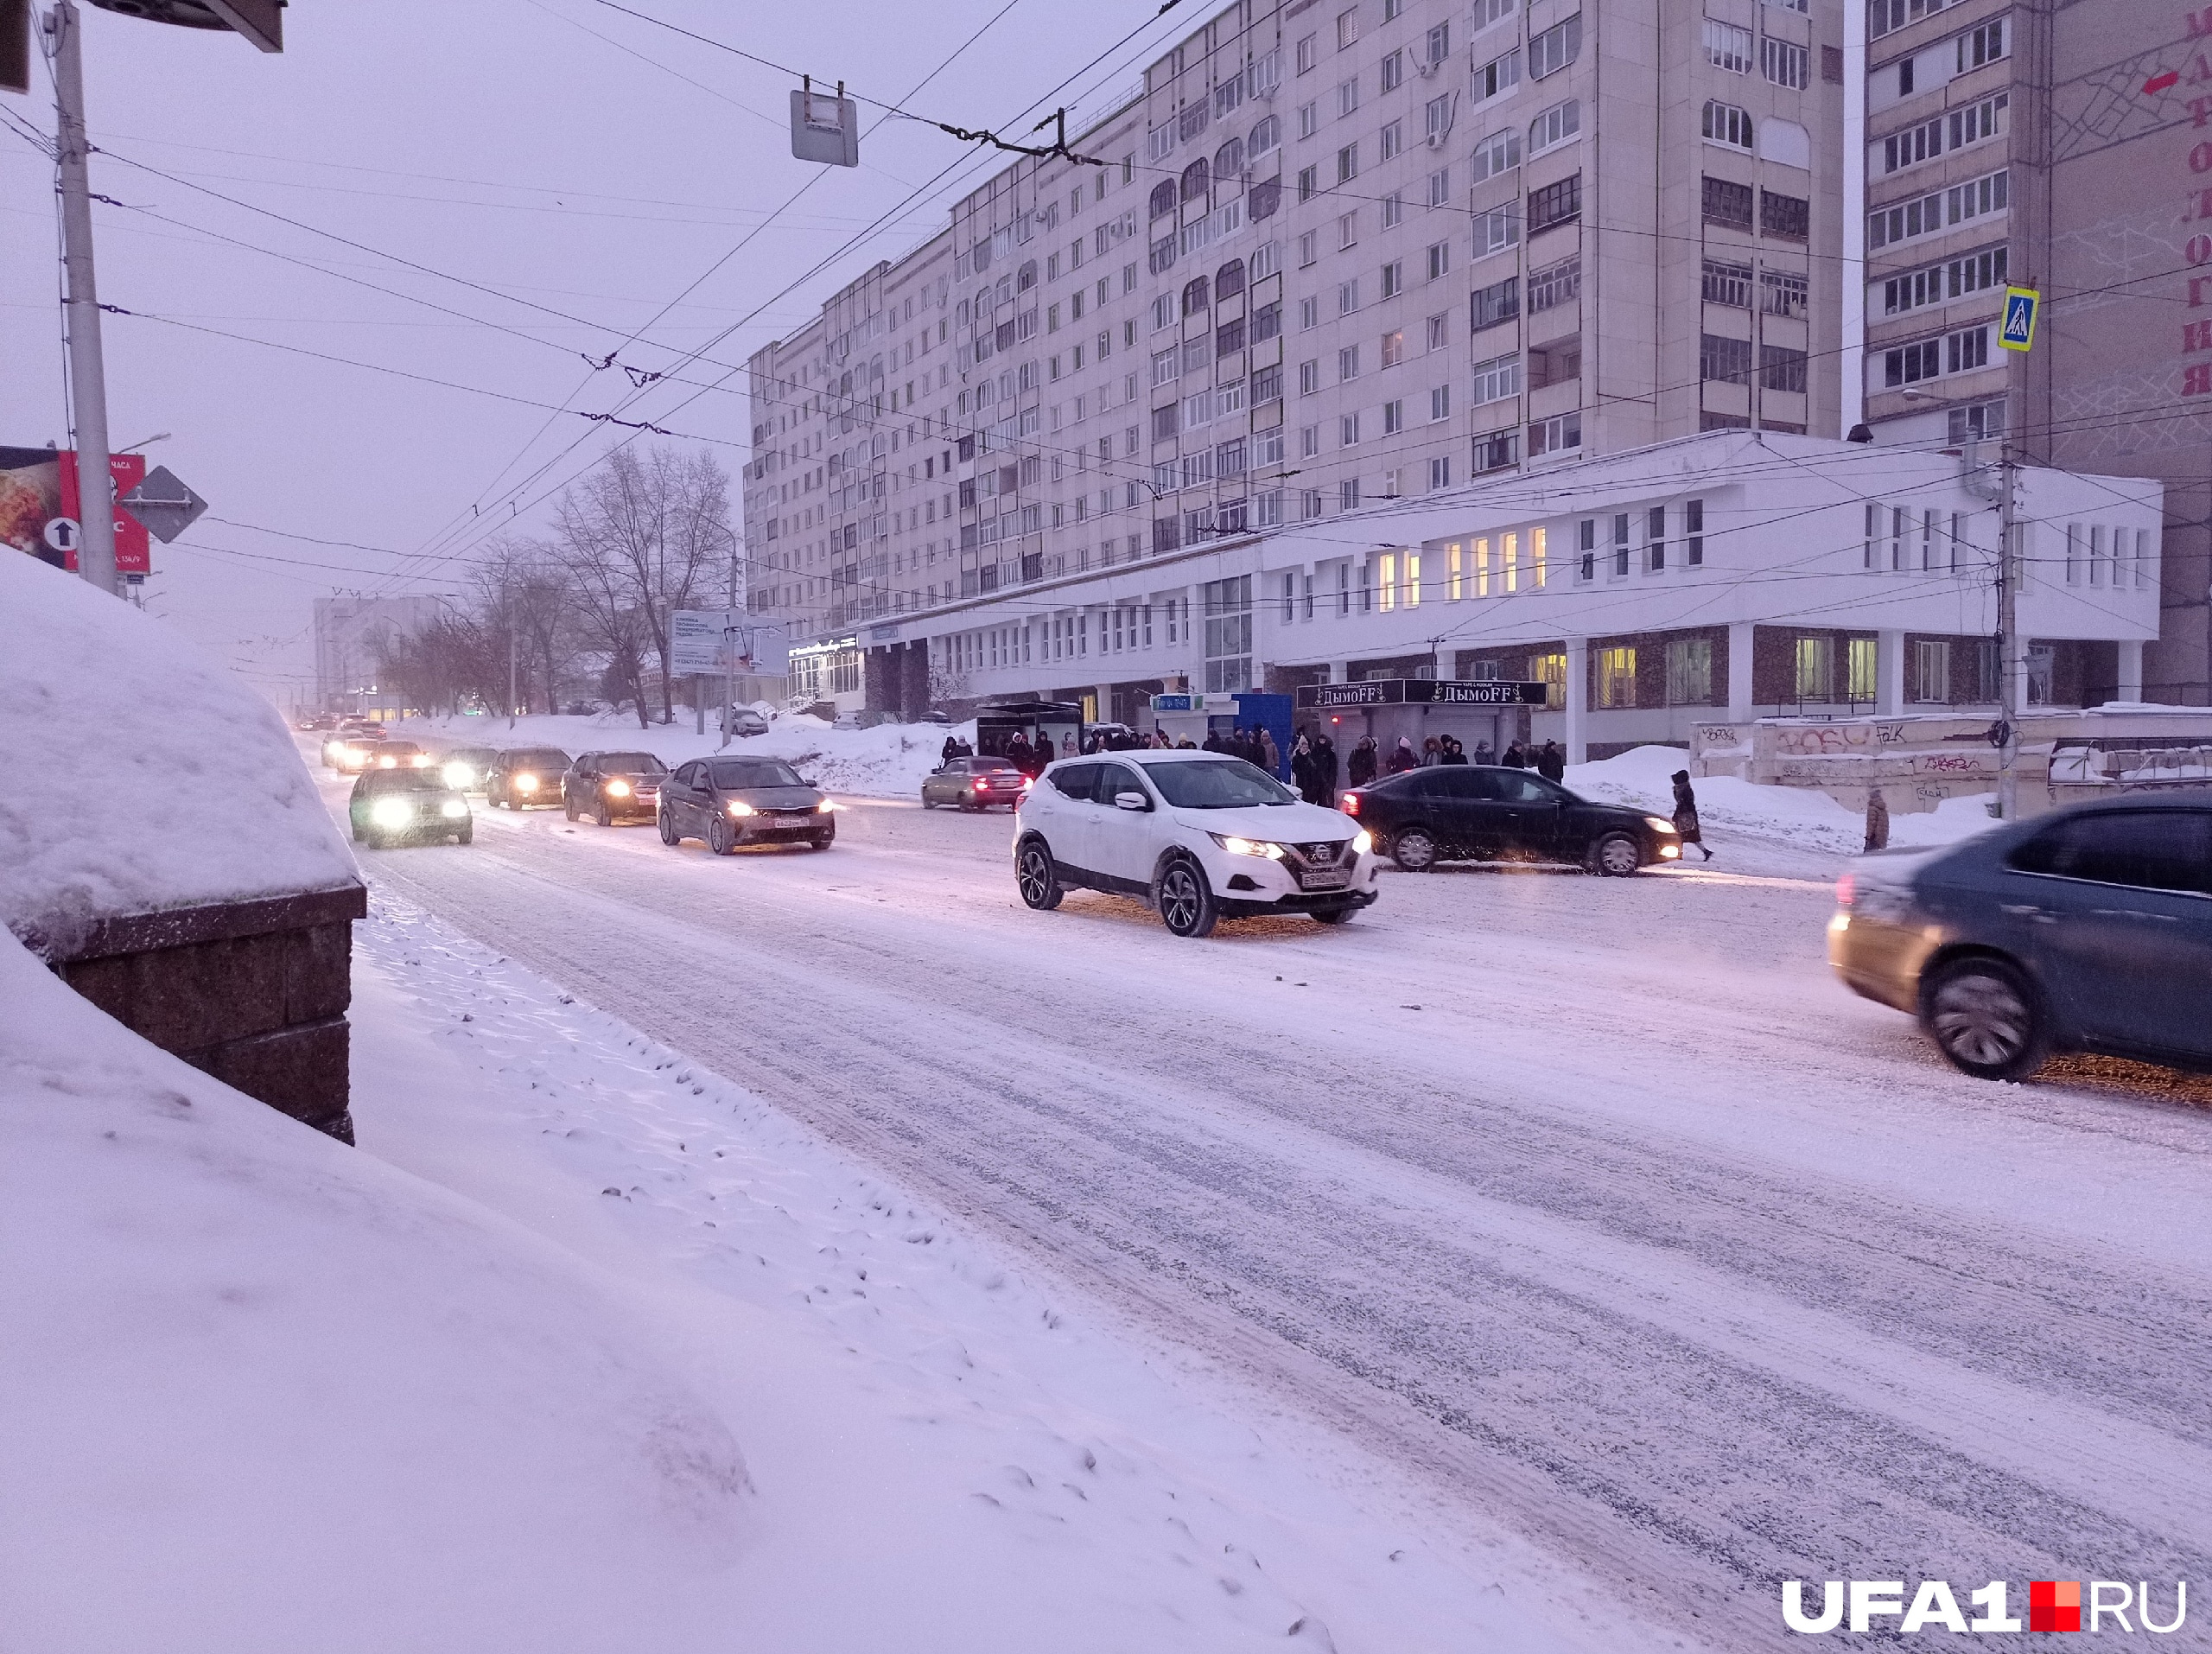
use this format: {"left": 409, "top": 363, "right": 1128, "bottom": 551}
{"left": 391, "top": 709, "right": 963, "bottom": 801}
{"left": 0, "top": 926, "right": 752, "bottom": 1654}
{"left": 0, "top": 556, "right": 356, "bottom": 951}
{"left": 1567, "top": 744, "right": 1999, "bottom": 859}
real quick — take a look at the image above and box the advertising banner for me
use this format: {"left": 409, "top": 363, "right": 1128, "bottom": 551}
{"left": 671, "top": 610, "right": 790, "bottom": 677}
{"left": 60, "top": 450, "right": 151, "bottom": 576}
{"left": 0, "top": 446, "right": 63, "bottom": 565}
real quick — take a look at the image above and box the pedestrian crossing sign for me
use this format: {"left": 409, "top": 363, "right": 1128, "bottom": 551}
{"left": 1999, "top": 286, "right": 2039, "bottom": 353}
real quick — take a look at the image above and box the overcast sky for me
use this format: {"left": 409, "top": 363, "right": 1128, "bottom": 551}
{"left": 0, "top": 0, "right": 1191, "bottom": 705}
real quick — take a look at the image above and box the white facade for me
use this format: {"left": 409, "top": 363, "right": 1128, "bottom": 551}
{"left": 312, "top": 595, "right": 445, "bottom": 716}
{"left": 874, "top": 431, "right": 2161, "bottom": 758}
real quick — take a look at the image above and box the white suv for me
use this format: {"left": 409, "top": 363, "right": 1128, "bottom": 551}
{"left": 1013, "top": 750, "right": 1382, "bottom": 937}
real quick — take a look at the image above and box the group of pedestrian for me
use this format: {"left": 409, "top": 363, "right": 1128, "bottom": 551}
{"left": 1287, "top": 732, "right": 1339, "bottom": 805}
{"left": 1201, "top": 725, "right": 1280, "bottom": 774}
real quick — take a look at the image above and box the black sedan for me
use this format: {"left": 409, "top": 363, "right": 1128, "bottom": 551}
{"left": 436, "top": 746, "right": 501, "bottom": 792}
{"left": 486, "top": 747, "right": 572, "bottom": 810}
{"left": 563, "top": 749, "right": 668, "bottom": 826}
{"left": 348, "top": 766, "right": 473, "bottom": 849}
{"left": 921, "top": 755, "right": 1030, "bottom": 811}
{"left": 658, "top": 755, "right": 834, "bottom": 854}
{"left": 1830, "top": 792, "right": 2212, "bottom": 1080}
{"left": 1339, "top": 765, "right": 1683, "bottom": 875}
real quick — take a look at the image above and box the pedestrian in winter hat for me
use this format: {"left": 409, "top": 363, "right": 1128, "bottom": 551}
{"left": 1671, "top": 769, "right": 1713, "bottom": 862}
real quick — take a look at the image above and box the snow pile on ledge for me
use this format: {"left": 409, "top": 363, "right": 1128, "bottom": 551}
{"left": 0, "top": 926, "right": 753, "bottom": 1654}
{"left": 0, "top": 555, "right": 356, "bottom": 951}
{"left": 393, "top": 709, "right": 964, "bottom": 800}
{"left": 1567, "top": 744, "right": 1999, "bottom": 858}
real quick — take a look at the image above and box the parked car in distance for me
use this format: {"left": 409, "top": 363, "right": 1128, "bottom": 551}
{"left": 915, "top": 709, "right": 952, "bottom": 726}
{"left": 348, "top": 766, "right": 472, "bottom": 849}
{"left": 1339, "top": 766, "right": 1682, "bottom": 875}
{"left": 922, "top": 755, "right": 1030, "bottom": 811}
{"left": 564, "top": 749, "right": 668, "bottom": 825}
{"left": 486, "top": 747, "right": 573, "bottom": 810}
{"left": 1014, "top": 751, "right": 1381, "bottom": 937}
{"left": 727, "top": 707, "right": 769, "bottom": 737}
{"left": 362, "top": 739, "right": 432, "bottom": 772}
{"left": 658, "top": 755, "right": 834, "bottom": 854}
{"left": 1830, "top": 792, "right": 2212, "bottom": 1081}
{"left": 438, "top": 746, "right": 500, "bottom": 792}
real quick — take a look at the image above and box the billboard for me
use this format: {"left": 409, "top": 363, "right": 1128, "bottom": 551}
{"left": 671, "top": 610, "right": 789, "bottom": 677}
{"left": 1, "top": 447, "right": 151, "bottom": 575}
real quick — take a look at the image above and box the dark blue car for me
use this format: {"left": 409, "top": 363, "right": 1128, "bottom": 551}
{"left": 1829, "top": 792, "right": 2212, "bottom": 1080}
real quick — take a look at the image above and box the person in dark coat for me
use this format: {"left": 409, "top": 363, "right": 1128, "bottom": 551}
{"left": 1202, "top": 728, "right": 1225, "bottom": 754}
{"left": 1670, "top": 769, "right": 1713, "bottom": 861}
{"left": 1864, "top": 786, "right": 1891, "bottom": 853}
{"left": 1535, "top": 740, "right": 1565, "bottom": 781}
{"left": 1289, "top": 734, "right": 1314, "bottom": 801}
{"left": 1386, "top": 735, "right": 1420, "bottom": 774}
{"left": 1346, "top": 735, "right": 1378, "bottom": 788}
{"left": 1440, "top": 735, "right": 1468, "bottom": 765}
{"left": 1314, "top": 734, "right": 1340, "bottom": 801}
{"left": 941, "top": 735, "right": 963, "bottom": 767}
{"left": 1421, "top": 735, "right": 1442, "bottom": 767}
{"left": 1472, "top": 740, "right": 1494, "bottom": 766}
{"left": 1501, "top": 740, "right": 1528, "bottom": 768}
{"left": 1003, "top": 732, "right": 1032, "bottom": 773}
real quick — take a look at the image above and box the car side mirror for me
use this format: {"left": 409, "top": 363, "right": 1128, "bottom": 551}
{"left": 1115, "top": 791, "right": 1150, "bottom": 811}
{"left": 802, "top": 779, "right": 819, "bottom": 789}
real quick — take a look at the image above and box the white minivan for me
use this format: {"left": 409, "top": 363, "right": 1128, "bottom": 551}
{"left": 1013, "top": 750, "right": 1381, "bottom": 937}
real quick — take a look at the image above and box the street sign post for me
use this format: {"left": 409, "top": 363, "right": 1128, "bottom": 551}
{"left": 1999, "top": 286, "right": 2039, "bottom": 353}
{"left": 791, "top": 79, "right": 859, "bottom": 167}
{"left": 118, "top": 463, "right": 208, "bottom": 543}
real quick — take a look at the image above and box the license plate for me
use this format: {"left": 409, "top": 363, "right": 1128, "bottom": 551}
{"left": 1298, "top": 868, "right": 1351, "bottom": 890}
{"left": 773, "top": 811, "right": 812, "bottom": 824}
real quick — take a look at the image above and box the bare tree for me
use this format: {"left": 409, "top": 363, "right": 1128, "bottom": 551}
{"left": 550, "top": 447, "right": 731, "bottom": 724}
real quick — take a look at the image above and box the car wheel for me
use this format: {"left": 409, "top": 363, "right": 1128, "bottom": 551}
{"left": 658, "top": 809, "right": 680, "bottom": 846}
{"left": 563, "top": 794, "right": 577, "bottom": 822}
{"left": 1311, "top": 906, "right": 1355, "bottom": 925}
{"left": 808, "top": 835, "right": 832, "bottom": 851}
{"left": 1390, "top": 827, "right": 1439, "bottom": 872}
{"left": 921, "top": 794, "right": 937, "bottom": 809}
{"left": 1923, "top": 957, "right": 2047, "bottom": 1081}
{"left": 1015, "top": 839, "right": 1063, "bottom": 911}
{"left": 595, "top": 799, "right": 613, "bottom": 829}
{"left": 456, "top": 824, "right": 473, "bottom": 845}
{"left": 1156, "top": 856, "right": 1218, "bottom": 938}
{"left": 708, "top": 814, "right": 734, "bottom": 856}
{"left": 1592, "top": 832, "right": 1641, "bottom": 877}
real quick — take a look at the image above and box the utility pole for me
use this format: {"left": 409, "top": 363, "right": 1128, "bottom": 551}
{"left": 506, "top": 620, "right": 518, "bottom": 729}
{"left": 720, "top": 522, "right": 739, "bottom": 750}
{"left": 51, "top": 0, "right": 116, "bottom": 596}
{"left": 1995, "top": 446, "right": 2020, "bottom": 820}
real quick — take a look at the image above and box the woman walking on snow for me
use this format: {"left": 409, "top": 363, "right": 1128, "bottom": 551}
{"left": 1670, "top": 769, "right": 1713, "bottom": 861}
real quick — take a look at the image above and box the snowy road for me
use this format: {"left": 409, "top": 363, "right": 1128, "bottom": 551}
{"left": 337, "top": 772, "right": 2212, "bottom": 1648}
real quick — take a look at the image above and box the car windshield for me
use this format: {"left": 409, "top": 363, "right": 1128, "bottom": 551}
{"left": 595, "top": 752, "right": 666, "bottom": 774}
{"left": 511, "top": 750, "right": 569, "bottom": 769}
{"left": 708, "top": 758, "right": 805, "bottom": 789}
{"left": 1137, "top": 759, "right": 1295, "bottom": 808}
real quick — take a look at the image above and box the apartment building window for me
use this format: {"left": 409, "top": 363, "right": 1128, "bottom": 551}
{"left": 1912, "top": 639, "right": 1951, "bottom": 704}
{"left": 1471, "top": 351, "right": 1521, "bottom": 404}
{"left": 1667, "top": 639, "right": 1713, "bottom": 704}
{"left": 1526, "top": 256, "right": 1580, "bottom": 315}
{"left": 1298, "top": 101, "right": 1319, "bottom": 140}
{"left": 1612, "top": 512, "right": 1631, "bottom": 576}
{"left": 1702, "top": 176, "right": 1755, "bottom": 230}
{"left": 1381, "top": 48, "right": 1404, "bottom": 92}
{"left": 1529, "top": 16, "right": 1581, "bottom": 78}
{"left": 1704, "top": 19, "right": 1751, "bottom": 73}
{"left": 1472, "top": 203, "right": 1521, "bottom": 258}
{"left": 1528, "top": 336, "right": 1580, "bottom": 388}
{"left": 1340, "top": 479, "right": 1362, "bottom": 512}
{"left": 1251, "top": 300, "right": 1282, "bottom": 344}
{"left": 1527, "top": 174, "right": 1581, "bottom": 233}
{"left": 1949, "top": 92, "right": 2009, "bottom": 151}
{"left": 1427, "top": 168, "right": 1452, "bottom": 208}
{"left": 1337, "top": 7, "right": 1360, "bottom": 48}
{"left": 1700, "top": 334, "right": 1752, "bottom": 385}
{"left": 1473, "top": 430, "right": 1520, "bottom": 474}
{"left": 1473, "top": 0, "right": 1516, "bottom": 28}
{"left": 1426, "top": 19, "right": 1452, "bottom": 62}
{"left": 1948, "top": 169, "right": 2009, "bottom": 228}
{"left": 1337, "top": 143, "right": 1360, "bottom": 183}
{"left": 1866, "top": 187, "right": 1942, "bottom": 250}
{"left": 1338, "top": 278, "right": 1360, "bottom": 315}
{"left": 1299, "top": 359, "right": 1321, "bottom": 394}
{"left": 1595, "top": 646, "right": 1638, "bottom": 709}
{"left": 1472, "top": 49, "right": 1521, "bottom": 104}
{"left": 1298, "top": 230, "right": 1319, "bottom": 267}
{"left": 1380, "top": 260, "right": 1404, "bottom": 299}
{"left": 1471, "top": 274, "right": 1520, "bottom": 332}
{"left": 1382, "top": 398, "right": 1405, "bottom": 435}
{"left": 1760, "top": 190, "right": 1809, "bottom": 241}
{"left": 1703, "top": 99, "right": 1753, "bottom": 151}
{"left": 1338, "top": 344, "right": 1361, "bottom": 380}
{"left": 1882, "top": 115, "right": 1943, "bottom": 175}
{"left": 1381, "top": 328, "right": 1405, "bottom": 366}
{"left": 1576, "top": 518, "right": 1597, "bottom": 582}
{"left": 1647, "top": 505, "right": 1667, "bottom": 572}
{"left": 1427, "top": 239, "right": 1452, "bottom": 279}
{"left": 1381, "top": 190, "right": 1404, "bottom": 229}
{"left": 1946, "top": 323, "right": 1990, "bottom": 374}
{"left": 1761, "top": 269, "right": 1808, "bottom": 318}
{"left": 1948, "top": 397, "right": 2005, "bottom": 442}
{"left": 1296, "top": 33, "right": 1317, "bottom": 73}
{"left": 1427, "top": 312, "right": 1451, "bottom": 351}
{"left": 1424, "top": 94, "right": 1456, "bottom": 149}
{"left": 1430, "top": 385, "right": 1452, "bottom": 421}
{"left": 1251, "top": 362, "right": 1281, "bottom": 404}
{"left": 1847, "top": 638, "right": 1878, "bottom": 703}
{"left": 1960, "top": 17, "right": 2006, "bottom": 70}
{"left": 1529, "top": 411, "right": 1582, "bottom": 457}
{"left": 1760, "top": 344, "right": 1808, "bottom": 393}
{"left": 1202, "top": 575, "right": 1252, "bottom": 694}
{"left": 1529, "top": 99, "right": 1580, "bottom": 155}
{"left": 1794, "top": 636, "right": 1833, "bottom": 702}
{"left": 1338, "top": 211, "right": 1359, "bottom": 249}
{"left": 1702, "top": 258, "right": 1753, "bottom": 307}
{"left": 1761, "top": 37, "right": 1808, "bottom": 89}
{"left": 1471, "top": 129, "right": 1521, "bottom": 182}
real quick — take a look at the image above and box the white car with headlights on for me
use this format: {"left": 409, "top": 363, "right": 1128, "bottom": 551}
{"left": 346, "top": 766, "right": 472, "bottom": 849}
{"left": 1014, "top": 750, "right": 1380, "bottom": 937}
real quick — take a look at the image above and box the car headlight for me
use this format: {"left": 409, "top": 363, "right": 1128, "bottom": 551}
{"left": 515, "top": 773, "right": 538, "bottom": 792}
{"left": 1351, "top": 829, "right": 1373, "bottom": 855}
{"left": 1659, "top": 843, "right": 1681, "bottom": 858}
{"left": 816, "top": 798, "right": 835, "bottom": 813}
{"left": 410, "top": 754, "right": 432, "bottom": 767}
{"left": 1211, "top": 833, "right": 1286, "bottom": 859}
{"left": 440, "top": 799, "right": 467, "bottom": 818}
{"left": 1643, "top": 816, "right": 1679, "bottom": 835}
{"left": 376, "top": 755, "right": 397, "bottom": 768}
{"left": 604, "top": 779, "right": 632, "bottom": 798}
{"left": 369, "top": 798, "right": 414, "bottom": 828}
{"left": 727, "top": 800, "right": 755, "bottom": 817}
{"left": 442, "top": 762, "right": 474, "bottom": 787}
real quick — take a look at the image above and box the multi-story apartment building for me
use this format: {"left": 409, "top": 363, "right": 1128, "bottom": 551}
{"left": 744, "top": 0, "right": 1850, "bottom": 708}
{"left": 1860, "top": 0, "right": 2209, "bottom": 704}
{"left": 312, "top": 594, "right": 444, "bottom": 717}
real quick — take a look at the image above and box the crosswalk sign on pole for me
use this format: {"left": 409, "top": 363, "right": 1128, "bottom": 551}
{"left": 1999, "top": 286, "right": 2039, "bottom": 353}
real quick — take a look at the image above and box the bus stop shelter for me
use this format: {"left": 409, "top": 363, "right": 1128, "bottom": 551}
{"left": 1294, "top": 679, "right": 1549, "bottom": 760}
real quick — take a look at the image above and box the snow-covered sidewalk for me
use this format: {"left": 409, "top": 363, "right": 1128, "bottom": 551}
{"left": 347, "top": 890, "right": 1639, "bottom": 1653}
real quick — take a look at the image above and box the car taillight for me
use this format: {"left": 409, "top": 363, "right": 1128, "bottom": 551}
{"left": 1340, "top": 792, "right": 1362, "bottom": 817}
{"left": 1835, "top": 872, "right": 1854, "bottom": 909}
